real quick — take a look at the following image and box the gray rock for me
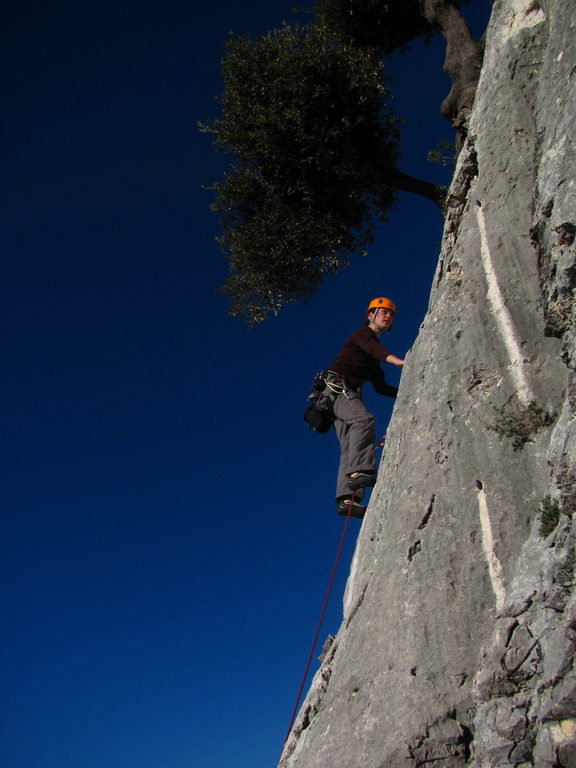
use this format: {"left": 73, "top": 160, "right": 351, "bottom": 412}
{"left": 279, "top": 1, "right": 575, "bottom": 766}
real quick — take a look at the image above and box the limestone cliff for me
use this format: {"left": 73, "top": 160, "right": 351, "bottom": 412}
{"left": 279, "top": 0, "right": 575, "bottom": 765}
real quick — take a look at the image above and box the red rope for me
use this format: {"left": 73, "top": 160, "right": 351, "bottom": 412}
{"left": 283, "top": 493, "right": 355, "bottom": 745}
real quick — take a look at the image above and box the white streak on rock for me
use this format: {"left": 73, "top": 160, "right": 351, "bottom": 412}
{"left": 476, "top": 204, "right": 534, "bottom": 406}
{"left": 477, "top": 487, "right": 506, "bottom": 612}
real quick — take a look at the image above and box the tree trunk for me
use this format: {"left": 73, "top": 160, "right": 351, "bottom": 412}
{"left": 417, "top": 0, "right": 485, "bottom": 146}
{"left": 382, "top": 165, "right": 446, "bottom": 210}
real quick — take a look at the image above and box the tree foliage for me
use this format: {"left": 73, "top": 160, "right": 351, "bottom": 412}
{"left": 203, "top": 22, "right": 400, "bottom": 322}
{"left": 203, "top": 1, "right": 482, "bottom": 323}
{"left": 316, "top": 0, "right": 433, "bottom": 54}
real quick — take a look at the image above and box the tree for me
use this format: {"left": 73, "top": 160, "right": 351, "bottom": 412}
{"left": 203, "top": 1, "right": 485, "bottom": 322}
{"left": 319, "top": 1, "right": 485, "bottom": 139}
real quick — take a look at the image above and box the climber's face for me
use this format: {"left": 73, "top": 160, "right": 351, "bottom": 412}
{"left": 371, "top": 307, "right": 395, "bottom": 331}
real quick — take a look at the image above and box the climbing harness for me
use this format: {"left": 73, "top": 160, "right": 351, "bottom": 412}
{"left": 324, "top": 370, "right": 360, "bottom": 400}
{"left": 309, "top": 370, "right": 359, "bottom": 405}
{"left": 283, "top": 493, "right": 356, "bottom": 746}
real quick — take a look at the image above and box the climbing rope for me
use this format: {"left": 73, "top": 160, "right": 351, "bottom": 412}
{"left": 283, "top": 493, "right": 356, "bottom": 745}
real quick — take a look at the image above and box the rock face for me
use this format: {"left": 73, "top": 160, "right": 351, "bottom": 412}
{"left": 279, "top": 1, "right": 575, "bottom": 766}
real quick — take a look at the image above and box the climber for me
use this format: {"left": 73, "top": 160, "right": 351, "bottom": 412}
{"left": 324, "top": 297, "right": 404, "bottom": 519}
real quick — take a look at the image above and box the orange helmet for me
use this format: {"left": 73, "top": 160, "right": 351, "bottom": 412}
{"left": 366, "top": 297, "right": 396, "bottom": 315}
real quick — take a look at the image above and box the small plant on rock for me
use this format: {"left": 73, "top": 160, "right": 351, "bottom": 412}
{"left": 428, "top": 138, "right": 456, "bottom": 167}
{"left": 489, "top": 400, "right": 554, "bottom": 450}
{"left": 539, "top": 496, "right": 561, "bottom": 538}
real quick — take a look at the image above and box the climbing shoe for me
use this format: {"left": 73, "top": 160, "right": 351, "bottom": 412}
{"left": 347, "top": 471, "right": 377, "bottom": 491}
{"left": 336, "top": 499, "right": 367, "bottom": 519}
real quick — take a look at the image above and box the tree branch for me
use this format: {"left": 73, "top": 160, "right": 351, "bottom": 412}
{"left": 382, "top": 165, "right": 446, "bottom": 210}
{"left": 417, "top": 0, "right": 485, "bottom": 145}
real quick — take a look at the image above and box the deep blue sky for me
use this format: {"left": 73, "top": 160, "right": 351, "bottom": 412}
{"left": 2, "top": 2, "right": 491, "bottom": 767}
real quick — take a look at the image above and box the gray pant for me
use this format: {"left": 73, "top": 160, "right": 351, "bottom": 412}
{"left": 332, "top": 391, "right": 376, "bottom": 501}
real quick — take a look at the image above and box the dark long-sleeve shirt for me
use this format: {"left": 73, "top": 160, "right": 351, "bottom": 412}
{"left": 328, "top": 325, "right": 398, "bottom": 397}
